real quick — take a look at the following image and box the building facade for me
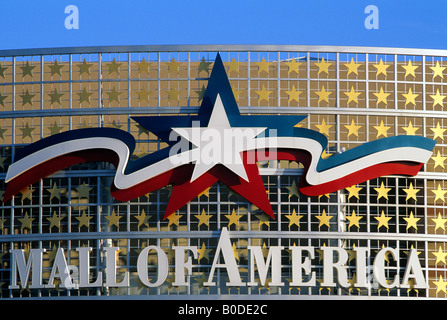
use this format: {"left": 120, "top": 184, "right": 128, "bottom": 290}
{"left": 0, "top": 45, "right": 446, "bottom": 299}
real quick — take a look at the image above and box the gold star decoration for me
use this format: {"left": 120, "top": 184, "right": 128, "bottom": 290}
{"left": 225, "top": 209, "right": 242, "bottom": 227}
{"left": 344, "top": 58, "right": 361, "bottom": 76}
{"left": 0, "top": 217, "right": 6, "bottom": 231}
{"left": 137, "top": 88, "right": 150, "bottom": 102}
{"left": 48, "top": 122, "right": 64, "bottom": 135}
{"left": 373, "top": 120, "right": 390, "bottom": 139}
{"left": 227, "top": 57, "right": 240, "bottom": 75}
{"left": 255, "top": 85, "right": 272, "bottom": 103}
{"left": 285, "top": 180, "right": 299, "bottom": 199}
{"left": 347, "top": 274, "right": 359, "bottom": 292}
{"left": 373, "top": 87, "right": 390, "bottom": 106}
{"left": 106, "top": 87, "right": 122, "bottom": 103}
{"left": 375, "top": 210, "right": 392, "bottom": 230}
{"left": 48, "top": 88, "right": 64, "bottom": 105}
{"left": 231, "top": 86, "right": 242, "bottom": 103}
{"left": 20, "top": 122, "right": 35, "bottom": 140}
{"left": 315, "top": 118, "right": 332, "bottom": 137}
{"left": 194, "top": 208, "right": 212, "bottom": 227}
{"left": 196, "top": 272, "right": 209, "bottom": 289}
{"left": 198, "top": 186, "right": 211, "bottom": 198}
{"left": 19, "top": 122, "right": 36, "bottom": 139}
{"left": 75, "top": 211, "right": 93, "bottom": 229}
{"left": 20, "top": 61, "right": 35, "bottom": 78}
{"left": 315, "top": 57, "right": 331, "bottom": 75}
{"left": 406, "top": 244, "right": 421, "bottom": 256}
{"left": 433, "top": 246, "right": 447, "bottom": 265}
{"left": 319, "top": 152, "right": 331, "bottom": 163}
{"left": 433, "top": 275, "right": 447, "bottom": 294}
{"left": 167, "top": 88, "right": 180, "bottom": 102}
{"left": 165, "top": 275, "right": 176, "bottom": 290}
{"left": 346, "top": 185, "right": 362, "bottom": 200}
{"left": 285, "top": 209, "right": 303, "bottom": 228}
{"left": 431, "top": 122, "right": 446, "bottom": 141}
{"left": 285, "top": 57, "right": 302, "bottom": 75}
{"left": 346, "top": 209, "right": 362, "bottom": 229}
{"left": 0, "top": 156, "right": 6, "bottom": 169}
{"left": 76, "top": 182, "right": 92, "bottom": 198}
{"left": 430, "top": 89, "right": 446, "bottom": 108}
{"left": 167, "top": 57, "right": 180, "bottom": 74}
{"left": 195, "top": 85, "right": 207, "bottom": 102}
{"left": 78, "top": 59, "right": 93, "bottom": 75}
{"left": 402, "top": 60, "right": 418, "bottom": 78}
{"left": 198, "top": 57, "right": 212, "bottom": 75}
{"left": 375, "top": 244, "right": 392, "bottom": 264}
{"left": 135, "top": 209, "right": 151, "bottom": 228}
{"left": 18, "top": 212, "right": 34, "bottom": 231}
{"left": 0, "top": 63, "right": 7, "bottom": 78}
{"left": 197, "top": 242, "right": 212, "bottom": 262}
{"left": 403, "top": 211, "right": 420, "bottom": 230}
{"left": 403, "top": 182, "right": 420, "bottom": 201}
{"left": 0, "top": 127, "right": 7, "bottom": 140}
{"left": 402, "top": 121, "right": 419, "bottom": 135}
{"left": 402, "top": 87, "right": 418, "bottom": 106}
{"left": 285, "top": 85, "right": 302, "bottom": 103}
{"left": 20, "top": 186, "right": 34, "bottom": 201}
{"left": 316, "top": 209, "right": 333, "bottom": 228}
{"left": 433, "top": 213, "right": 447, "bottom": 231}
{"left": 46, "top": 211, "right": 63, "bottom": 230}
{"left": 406, "top": 278, "right": 419, "bottom": 293}
{"left": 256, "top": 56, "right": 271, "bottom": 74}
{"left": 47, "top": 182, "right": 63, "bottom": 201}
{"left": 77, "top": 87, "right": 93, "bottom": 104}
{"left": 316, "top": 279, "right": 332, "bottom": 293}
{"left": 256, "top": 213, "right": 271, "bottom": 228}
{"left": 232, "top": 242, "right": 241, "bottom": 261}
{"left": 344, "top": 86, "right": 361, "bottom": 105}
{"left": 20, "top": 89, "right": 35, "bottom": 106}
{"left": 373, "top": 58, "right": 390, "bottom": 77}
{"left": 374, "top": 182, "right": 392, "bottom": 200}
{"left": 167, "top": 212, "right": 183, "bottom": 227}
{"left": 105, "top": 209, "right": 122, "bottom": 228}
{"left": 106, "top": 58, "right": 122, "bottom": 75}
{"left": 136, "top": 57, "right": 151, "bottom": 74}
{"left": 344, "top": 119, "right": 362, "bottom": 138}
{"left": 316, "top": 243, "right": 326, "bottom": 262}
{"left": 77, "top": 120, "right": 92, "bottom": 129}
{"left": 430, "top": 61, "right": 446, "bottom": 80}
{"left": 48, "top": 60, "right": 64, "bottom": 76}
{"left": 432, "top": 183, "right": 447, "bottom": 203}
{"left": 109, "top": 120, "right": 123, "bottom": 129}
{"left": 318, "top": 150, "right": 332, "bottom": 159}
{"left": 136, "top": 124, "right": 149, "bottom": 137}
{"left": 0, "top": 92, "right": 7, "bottom": 107}
{"left": 314, "top": 86, "right": 331, "bottom": 103}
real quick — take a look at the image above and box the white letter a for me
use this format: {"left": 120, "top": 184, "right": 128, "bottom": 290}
{"left": 364, "top": 5, "right": 379, "bottom": 30}
{"left": 204, "top": 227, "right": 245, "bottom": 286}
{"left": 65, "top": 5, "right": 79, "bottom": 30}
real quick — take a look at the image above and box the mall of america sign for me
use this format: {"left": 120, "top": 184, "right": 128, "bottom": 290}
{"left": 9, "top": 228, "right": 427, "bottom": 290}
{"left": 3, "top": 53, "right": 435, "bottom": 292}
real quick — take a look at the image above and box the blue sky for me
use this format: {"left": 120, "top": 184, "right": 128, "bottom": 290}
{"left": 0, "top": 0, "right": 446, "bottom": 50}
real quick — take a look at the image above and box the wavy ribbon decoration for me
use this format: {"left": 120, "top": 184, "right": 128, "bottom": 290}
{"left": 3, "top": 126, "right": 436, "bottom": 218}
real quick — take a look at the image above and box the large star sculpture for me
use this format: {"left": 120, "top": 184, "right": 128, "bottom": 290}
{"left": 132, "top": 54, "right": 304, "bottom": 219}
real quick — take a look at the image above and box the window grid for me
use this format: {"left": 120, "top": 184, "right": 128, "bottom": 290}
{"left": 0, "top": 46, "right": 446, "bottom": 299}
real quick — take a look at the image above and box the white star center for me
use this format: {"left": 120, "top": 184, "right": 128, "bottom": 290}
{"left": 172, "top": 94, "right": 266, "bottom": 182}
